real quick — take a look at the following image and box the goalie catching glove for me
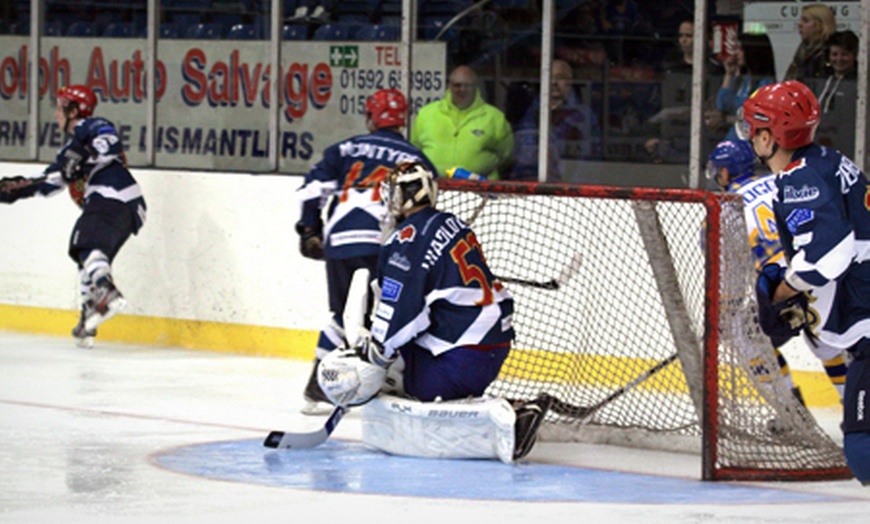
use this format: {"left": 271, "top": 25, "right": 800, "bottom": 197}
{"left": 317, "top": 336, "right": 397, "bottom": 407}
{"left": 295, "top": 220, "right": 324, "bottom": 260}
{"left": 755, "top": 264, "right": 810, "bottom": 341}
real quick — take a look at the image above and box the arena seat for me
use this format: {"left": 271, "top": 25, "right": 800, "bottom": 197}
{"left": 311, "top": 23, "right": 354, "bottom": 41}
{"left": 66, "top": 22, "right": 99, "bottom": 38}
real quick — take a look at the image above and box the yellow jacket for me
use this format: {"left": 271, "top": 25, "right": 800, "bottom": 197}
{"left": 410, "top": 90, "right": 514, "bottom": 180}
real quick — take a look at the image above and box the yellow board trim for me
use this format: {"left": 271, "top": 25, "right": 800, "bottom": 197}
{"left": 0, "top": 304, "right": 840, "bottom": 407}
{"left": 0, "top": 304, "right": 316, "bottom": 360}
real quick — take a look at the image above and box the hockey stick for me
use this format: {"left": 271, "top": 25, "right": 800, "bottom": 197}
{"left": 263, "top": 405, "right": 347, "bottom": 449}
{"left": 550, "top": 353, "right": 679, "bottom": 420}
{"left": 497, "top": 252, "right": 583, "bottom": 291}
{"left": 497, "top": 276, "right": 559, "bottom": 290}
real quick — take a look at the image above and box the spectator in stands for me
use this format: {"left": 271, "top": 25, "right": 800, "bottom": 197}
{"left": 783, "top": 3, "right": 836, "bottom": 82}
{"left": 410, "top": 65, "right": 514, "bottom": 180}
{"left": 816, "top": 30, "right": 859, "bottom": 155}
{"left": 644, "top": 19, "right": 724, "bottom": 163}
{"left": 715, "top": 32, "right": 776, "bottom": 141}
{"left": 510, "top": 59, "right": 601, "bottom": 181}
{"left": 817, "top": 30, "right": 858, "bottom": 113}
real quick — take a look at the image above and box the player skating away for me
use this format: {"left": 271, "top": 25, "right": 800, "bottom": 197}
{"left": 707, "top": 139, "right": 847, "bottom": 403}
{"left": 295, "top": 89, "right": 437, "bottom": 415}
{"left": 0, "top": 85, "right": 146, "bottom": 348}
{"left": 315, "top": 161, "right": 553, "bottom": 462}
{"left": 739, "top": 80, "right": 870, "bottom": 484}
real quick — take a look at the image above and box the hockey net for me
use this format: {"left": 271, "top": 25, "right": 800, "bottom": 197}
{"left": 437, "top": 178, "right": 850, "bottom": 481}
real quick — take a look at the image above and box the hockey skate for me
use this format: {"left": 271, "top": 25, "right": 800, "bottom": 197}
{"left": 83, "top": 276, "right": 127, "bottom": 332}
{"left": 72, "top": 305, "right": 97, "bottom": 349}
{"left": 301, "top": 358, "right": 334, "bottom": 416}
{"left": 512, "top": 393, "right": 555, "bottom": 460}
{"left": 767, "top": 387, "right": 806, "bottom": 435}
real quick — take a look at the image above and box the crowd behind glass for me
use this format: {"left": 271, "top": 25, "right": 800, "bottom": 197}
{"left": 0, "top": 0, "right": 863, "bottom": 187}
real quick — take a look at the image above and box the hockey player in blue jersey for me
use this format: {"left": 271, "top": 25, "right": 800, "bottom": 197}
{"left": 739, "top": 80, "right": 870, "bottom": 484}
{"left": 295, "top": 89, "right": 437, "bottom": 414}
{"left": 0, "top": 85, "right": 146, "bottom": 348}
{"left": 315, "top": 161, "right": 553, "bottom": 461}
{"left": 707, "top": 139, "right": 847, "bottom": 403}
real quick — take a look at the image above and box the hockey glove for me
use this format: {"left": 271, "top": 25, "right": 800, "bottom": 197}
{"left": 295, "top": 220, "right": 325, "bottom": 260}
{"left": 0, "top": 176, "right": 39, "bottom": 204}
{"left": 755, "top": 264, "right": 809, "bottom": 341}
{"left": 355, "top": 335, "right": 396, "bottom": 369}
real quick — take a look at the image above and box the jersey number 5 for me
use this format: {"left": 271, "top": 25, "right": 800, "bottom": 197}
{"left": 450, "top": 232, "right": 498, "bottom": 306}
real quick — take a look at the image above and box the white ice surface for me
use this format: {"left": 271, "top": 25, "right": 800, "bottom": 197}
{"left": 0, "top": 331, "right": 867, "bottom": 524}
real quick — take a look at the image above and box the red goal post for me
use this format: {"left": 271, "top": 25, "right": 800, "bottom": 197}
{"left": 437, "top": 178, "right": 850, "bottom": 482}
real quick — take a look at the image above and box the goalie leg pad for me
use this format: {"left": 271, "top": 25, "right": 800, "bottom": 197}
{"left": 360, "top": 395, "right": 517, "bottom": 463}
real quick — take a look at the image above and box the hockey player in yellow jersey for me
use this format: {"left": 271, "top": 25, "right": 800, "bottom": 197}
{"left": 707, "top": 139, "right": 847, "bottom": 402}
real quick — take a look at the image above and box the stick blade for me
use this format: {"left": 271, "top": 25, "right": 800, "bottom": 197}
{"left": 263, "top": 427, "right": 329, "bottom": 449}
{"left": 263, "top": 406, "right": 347, "bottom": 450}
{"left": 263, "top": 431, "right": 285, "bottom": 448}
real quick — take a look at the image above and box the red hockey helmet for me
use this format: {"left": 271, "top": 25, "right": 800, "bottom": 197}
{"left": 57, "top": 84, "right": 97, "bottom": 118}
{"left": 738, "top": 80, "right": 819, "bottom": 149}
{"left": 366, "top": 89, "right": 407, "bottom": 129}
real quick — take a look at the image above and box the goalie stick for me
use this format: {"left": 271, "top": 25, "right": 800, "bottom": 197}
{"left": 497, "top": 252, "right": 582, "bottom": 291}
{"left": 263, "top": 405, "right": 347, "bottom": 449}
{"left": 550, "top": 352, "right": 679, "bottom": 420}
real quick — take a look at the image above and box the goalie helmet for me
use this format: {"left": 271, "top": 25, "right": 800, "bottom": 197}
{"left": 366, "top": 88, "right": 407, "bottom": 129}
{"left": 58, "top": 85, "right": 97, "bottom": 118}
{"left": 381, "top": 161, "right": 438, "bottom": 219}
{"left": 706, "top": 139, "right": 756, "bottom": 182}
{"left": 738, "top": 80, "right": 819, "bottom": 149}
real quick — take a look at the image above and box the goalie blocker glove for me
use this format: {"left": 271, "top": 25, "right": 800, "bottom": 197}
{"left": 295, "top": 220, "right": 325, "bottom": 260}
{"left": 755, "top": 264, "right": 809, "bottom": 341}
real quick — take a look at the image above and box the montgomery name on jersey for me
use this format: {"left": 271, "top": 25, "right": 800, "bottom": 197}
{"left": 773, "top": 143, "right": 870, "bottom": 349}
{"left": 297, "top": 129, "right": 436, "bottom": 260}
{"left": 371, "top": 206, "right": 514, "bottom": 358}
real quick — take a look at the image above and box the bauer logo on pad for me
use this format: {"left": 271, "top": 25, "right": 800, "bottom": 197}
{"left": 381, "top": 277, "right": 403, "bottom": 302}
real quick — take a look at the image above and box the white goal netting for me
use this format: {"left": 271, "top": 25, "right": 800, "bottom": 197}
{"left": 438, "top": 179, "right": 849, "bottom": 481}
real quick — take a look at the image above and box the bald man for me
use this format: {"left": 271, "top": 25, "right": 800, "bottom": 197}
{"left": 410, "top": 65, "right": 514, "bottom": 180}
{"left": 512, "top": 60, "right": 601, "bottom": 181}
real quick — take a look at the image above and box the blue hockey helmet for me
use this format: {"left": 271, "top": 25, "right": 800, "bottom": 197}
{"left": 706, "top": 139, "right": 756, "bottom": 182}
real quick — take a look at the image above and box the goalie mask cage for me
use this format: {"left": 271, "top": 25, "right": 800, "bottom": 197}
{"left": 437, "top": 178, "right": 850, "bottom": 482}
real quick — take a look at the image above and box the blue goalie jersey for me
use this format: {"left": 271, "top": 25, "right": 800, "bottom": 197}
{"left": 370, "top": 206, "right": 515, "bottom": 358}
{"left": 296, "top": 129, "right": 435, "bottom": 260}
{"left": 774, "top": 144, "right": 870, "bottom": 349}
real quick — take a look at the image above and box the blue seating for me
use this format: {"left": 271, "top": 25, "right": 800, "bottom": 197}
{"left": 282, "top": 24, "right": 307, "bottom": 40}
{"left": 44, "top": 21, "right": 64, "bottom": 37}
{"left": 333, "top": 0, "right": 377, "bottom": 24}
{"left": 159, "top": 24, "right": 182, "bottom": 39}
{"left": 420, "top": 15, "right": 456, "bottom": 40}
{"left": 419, "top": 0, "right": 468, "bottom": 16}
{"left": 66, "top": 22, "right": 99, "bottom": 38}
{"left": 312, "top": 23, "right": 354, "bottom": 41}
{"left": 184, "top": 23, "right": 225, "bottom": 39}
{"left": 172, "top": 13, "right": 202, "bottom": 29}
{"left": 355, "top": 24, "right": 399, "bottom": 41}
{"left": 227, "top": 24, "right": 258, "bottom": 40}
{"left": 104, "top": 23, "right": 134, "bottom": 38}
